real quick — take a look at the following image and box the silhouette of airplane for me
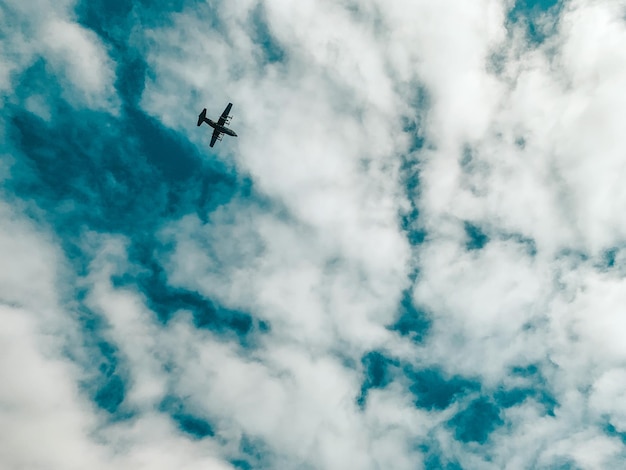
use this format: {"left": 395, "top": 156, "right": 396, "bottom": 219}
{"left": 197, "top": 103, "right": 238, "bottom": 147}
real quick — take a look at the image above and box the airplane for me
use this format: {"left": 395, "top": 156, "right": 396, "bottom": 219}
{"left": 196, "top": 102, "right": 238, "bottom": 147}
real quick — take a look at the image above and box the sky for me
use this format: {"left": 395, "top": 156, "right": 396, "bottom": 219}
{"left": 2, "top": 0, "right": 626, "bottom": 468}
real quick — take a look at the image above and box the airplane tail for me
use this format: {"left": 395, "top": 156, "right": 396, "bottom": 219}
{"left": 197, "top": 108, "right": 207, "bottom": 127}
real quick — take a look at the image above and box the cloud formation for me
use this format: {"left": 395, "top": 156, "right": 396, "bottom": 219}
{"left": 3, "top": 0, "right": 626, "bottom": 468}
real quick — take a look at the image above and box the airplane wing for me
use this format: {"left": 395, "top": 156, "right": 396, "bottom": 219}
{"left": 216, "top": 102, "right": 233, "bottom": 127}
{"left": 209, "top": 128, "right": 222, "bottom": 147}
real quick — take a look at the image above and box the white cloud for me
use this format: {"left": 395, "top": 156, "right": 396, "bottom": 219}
{"left": 0, "top": 304, "right": 117, "bottom": 470}
{"left": 78, "top": 236, "right": 424, "bottom": 469}
{"left": 0, "top": 0, "right": 119, "bottom": 111}
{"left": 0, "top": 203, "right": 107, "bottom": 469}
{"left": 5, "top": 0, "right": 626, "bottom": 468}
{"left": 0, "top": 212, "right": 243, "bottom": 468}
{"left": 590, "top": 368, "right": 626, "bottom": 432}
{"left": 42, "top": 18, "right": 119, "bottom": 109}
{"left": 414, "top": 237, "right": 553, "bottom": 382}
{"left": 138, "top": 0, "right": 626, "bottom": 466}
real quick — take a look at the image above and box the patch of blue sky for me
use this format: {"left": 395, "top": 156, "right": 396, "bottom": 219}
{"left": 464, "top": 221, "right": 489, "bottom": 251}
{"left": 511, "top": 0, "right": 561, "bottom": 16}
{"left": 507, "top": 0, "right": 562, "bottom": 44}
{"left": 399, "top": 144, "right": 426, "bottom": 247}
{"left": 399, "top": 159, "right": 426, "bottom": 247}
{"left": 357, "top": 350, "right": 481, "bottom": 412}
{"left": 495, "top": 363, "right": 558, "bottom": 416}
{"left": 399, "top": 157, "right": 420, "bottom": 195}
{"left": 138, "top": 0, "right": 218, "bottom": 28}
{"left": 388, "top": 289, "right": 431, "bottom": 344}
{"left": 402, "top": 85, "right": 430, "bottom": 153}
{"left": 115, "top": 54, "right": 149, "bottom": 106}
{"left": 595, "top": 245, "right": 626, "bottom": 273}
{"left": 77, "top": 0, "right": 213, "bottom": 39}
{"left": 494, "top": 387, "right": 556, "bottom": 416}
{"left": 421, "top": 448, "right": 463, "bottom": 470}
{"left": 71, "top": 304, "right": 131, "bottom": 416}
{"left": 8, "top": 102, "right": 234, "bottom": 246}
{"left": 493, "top": 387, "right": 533, "bottom": 408}
{"left": 356, "top": 350, "right": 399, "bottom": 408}
{"left": 400, "top": 206, "right": 426, "bottom": 247}
{"left": 230, "top": 434, "right": 273, "bottom": 470}
{"left": 511, "top": 363, "right": 540, "bottom": 377}
{"left": 398, "top": 85, "right": 429, "bottom": 248}
{"left": 249, "top": 3, "right": 286, "bottom": 65}
{"left": 604, "top": 423, "right": 626, "bottom": 446}
{"left": 399, "top": 89, "right": 428, "bottom": 241}
{"left": 94, "top": 373, "right": 126, "bottom": 414}
{"left": 231, "top": 460, "right": 253, "bottom": 470}
{"left": 112, "top": 239, "right": 268, "bottom": 344}
{"left": 75, "top": 0, "right": 134, "bottom": 47}
{"left": 464, "top": 224, "right": 536, "bottom": 257}
{"left": 405, "top": 367, "right": 480, "bottom": 411}
{"left": 602, "top": 247, "right": 618, "bottom": 268}
{"left": 447, "top": 396, "right": 504, "bottom": 445}
{"left": 159, "top": 395, "right": 215, "bottom": 439}
{"left": 358, "top": 356, "right": 556, "bottom": 443}
{"left": 402, "top": 122, "right": 426, "bottom": 156}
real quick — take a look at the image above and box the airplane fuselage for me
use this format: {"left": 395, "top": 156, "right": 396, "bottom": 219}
{"left": 205, "top": 118, "right": 237, "bottom": 137}
{"left": 197, "top": 104, "right": 237, "bottom": 147}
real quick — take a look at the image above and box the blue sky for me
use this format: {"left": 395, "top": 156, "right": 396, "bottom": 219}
{"left": 3, "top": 0, "right": 626, "bottom": 468}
